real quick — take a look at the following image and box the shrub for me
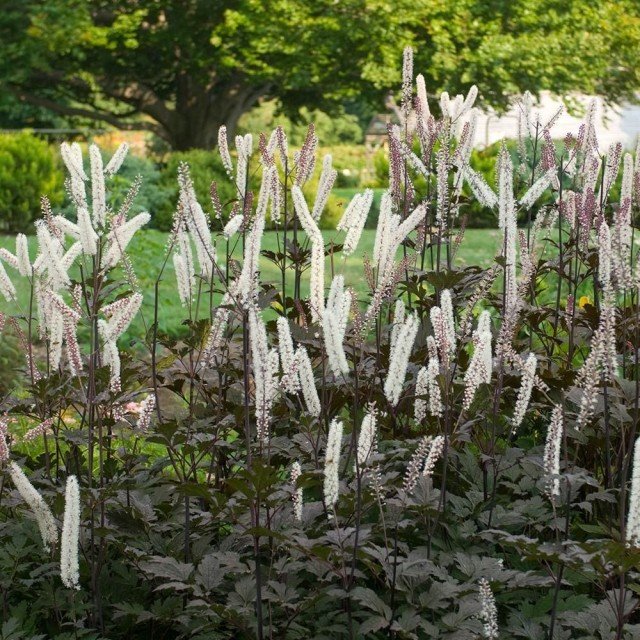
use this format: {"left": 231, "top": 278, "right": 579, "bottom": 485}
{"left": 0, "top": 328, "right": 22, "bottom": 392}
{"left": 239, "top": 100, "right": 364, "bottom": 146}
{"left": 155, "top": 149, "right": 237, "bottom": 231}
{"left": 0, "top": 132, "right": 63, "bottom": 232}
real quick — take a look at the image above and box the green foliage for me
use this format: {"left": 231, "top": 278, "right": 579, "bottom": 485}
{"left": 0, "top": 132, "right": 63, "bottom": 233}
{"left": 0, "top": 330, "right": 22, "bottom": 393}
{"left": 407, "top": 0, "right": 640, "bottom": 112}
{"left": 0, "top": 0, "right": 401, "bottom": 149}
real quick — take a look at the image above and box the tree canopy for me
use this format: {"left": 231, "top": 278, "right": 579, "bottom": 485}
{"left": 1, "top": 0, "right": 638, "bottom": 150}
{"left": 406, "top": 0, "right": 640, "bottom": 111}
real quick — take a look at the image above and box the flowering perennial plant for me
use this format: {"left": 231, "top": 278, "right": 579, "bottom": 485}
{"left": 1, "top": 46, "right": 640, "bottom": 640}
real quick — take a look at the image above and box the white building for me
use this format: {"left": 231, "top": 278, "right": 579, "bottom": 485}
{"left": 476, "top": 91, "right": 640, "bottom": 150}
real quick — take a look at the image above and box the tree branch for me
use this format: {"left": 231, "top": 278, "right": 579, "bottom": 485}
{"left": 10, "top": 88, "right": 166, "bottom": 138}
{"left": 31, "top": 70, "right": 175, "bottom": 131}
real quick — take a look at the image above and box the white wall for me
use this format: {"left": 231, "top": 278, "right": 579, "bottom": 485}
{"left": 475, "top": 91, "right": 640, "bottom": 150}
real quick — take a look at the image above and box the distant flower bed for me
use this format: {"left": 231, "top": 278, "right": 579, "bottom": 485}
{"left": 0, "top": 47, "right": 639, "bottom": 639}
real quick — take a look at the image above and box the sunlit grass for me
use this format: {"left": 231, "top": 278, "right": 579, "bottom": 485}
{"left": 1, "top": 228, "right": 502, "bottom": 339}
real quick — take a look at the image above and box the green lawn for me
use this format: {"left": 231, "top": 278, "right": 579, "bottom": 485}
{"left": 1, "top": 228, "right": 502, "bottom": 337}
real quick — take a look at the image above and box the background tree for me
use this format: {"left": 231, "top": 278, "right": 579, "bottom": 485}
{"left": 1, "top": 0, "right": 639, "bottom": 150}
{"left": 0, "top": 0, "right": 403, "bottom": 150}
{"left": 405, "top": 0, "right": 640, "bottom": 111}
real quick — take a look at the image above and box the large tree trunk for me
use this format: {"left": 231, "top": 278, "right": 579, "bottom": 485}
{"left": 165, "top": 78, "right": 268, "bottom": 151}
{"left": 13, "top": 74, "right": 269, "bottom": 151}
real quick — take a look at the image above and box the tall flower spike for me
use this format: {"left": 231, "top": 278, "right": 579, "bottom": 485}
{"left": 277, "top": 317, "right": 300, "bottom": 393}
{"left": 416, "top": 74, "right": 430, "bottom": 119}
{"left": 104, "top": 143, "right": 129, "bottom": 177}
{"left": 463, "top": 166, "right": 498, "bottom": 208}
{"left": 440, "top": 289, "right": 456, "bottom": 356}
{"left": 295, "top": 125, "right": 318, "bottom": 186}
{"left": 47, "top": 291, "right": 83, "bottom": 375}
{"left": 291, "top": 185, "right": 325, "bottom": 322}
{"left": 269, "top": 166, "right": 282, "bottom": 224}
{"left": 519, "top": 168, "right": 555, "bottom": 209}
{"left": 8, "top": 461, "right": 58, "bottom": 552}
{"left": 312, "top": 154, "right": 337, "bottom": 221}
{"left": 102, "top": 293, "right": 144, "bottom": 341}
{"left": 0, "top": 261, "right": 16, "bottom": 301}
{"left": 291, "top": 462, "right": 303, "bottom": 522}
{"left": 60, "top": 142, "right": 88, "bottom": 181}
{"left": 414, "top": 366, "right": 429, "bottom": 422}
{"left": 177, "top": 167, "right": 216, "bottom": 277}
{"left": 101, "top": 212, "right": 151, "bottom": 269}
{"left": 235, "top": 133, "right": 252, "bottom": 198}
{"left": 497, "top": 146, "right": 518, "bottom": 316}
{"left": 234, "top": 203, "right": 265, "bottom": 305}
{"left": 69, "top": 172, "right": 89, "bottom": 211}
{"left": 174, "top": 253, "right": 192, "bottom": 306}
{"left": 61, "top": 475, "right": 81, "bottom": 589}
{"left": 218, "top": 126, "right": 233, "bottom": 175}
{"left": 343, "top": 190, "right": 374, "bottom": 256}
{"left": 0, "top": 247, "right": 19, "bottom": 271}
{"left": 463, "top": 324, "right": 492, "bottom": 411}
{"left": 15, "top": 234, "right": 31, "bottom": 276}
{"left": 137, "top": 395, "right": 156, "bottom": 433}
{"left": 255, "top": 164, "right": 274, "bottom": 220}
{"left": 372, "top": 191, "right": 392, "bottom": 268}
{"left": 453, "top": 111, "right": 478, "bottom": 195}
{"left": 355, "top": 409, "right": 377, "bottom": 473}
{"left": 426, "top": 337, "right": 443, "bottom": 417}
{"left": 497, "top": 144, "right": 514, "bottom": 230}
{"left": 612, "top": 154, "right": 633, "bottom": 291}
{"left": 430, "top": 306, "right": 447, "bottom": 362}
{"left": 403, "top": 436, "right": 432, "bottom": 494}
{"left": 295, "top": 347, "right": 321, "bottom": 417}
{"left": 422, "top": 435, "right": 445, "bottom": 478}
{"left": 89, "top": 145, "right": 106, "bottom": 227}
{"left": 77, "top": 207, "right": 98, "bottom": 256}
{"left": 22, "top": 418, "right": 54, "bottom": 442}
{"left": 373, "top": 199, "right": 426, "bottom": 286}
{"left": 543, "top": 405, "right": 563, "bottom": 502}
{"left": 512, "top": 353, "right": 537, "bottom": 431}
{"left": 477, "top": 311, "right": 493, "bottom": 378}
{"left": 439, "top": 92, "right": 451, "bottom": 119}
{"left": 384, "top": 313, "right": 419, "bottom": 406}
{"left": 598, "top": 221, "right": 612, "bottom": 294}
{"left": 390, "top": 299, "right": 405, "bottom": 351}
{"left": 478, "top": 578, "right": 499, "bottom": 639}
{"left": 323, "top": 419, "right": 343, "bottom": 510}
{"left": 201, "top": 294, "right": 232, "bottom": 365}
{"left": 401, "top": 46, "right": 413, "bottom": 116}
{"left": 41, "top": 293, "right": 64, "bottom": 369}
{"left": 323, "top": 275, "right": 351, "bottom": 377}
{"left": 249, "top": 307, "right": 279, "bottom": 441}
{"left": 35, "top": 221, "right": 70, "bottom": 290}
{"left": 627, "top": 436, "right": 640, "bottom": 546}
{"left": 98, "top": 319, "right": 121, "bottom": 392}
{"left": 223, "top": 214, "right": 244, "bottom": 239}
{"left": 435, "top": 148, "right": 449, "bottom": 227}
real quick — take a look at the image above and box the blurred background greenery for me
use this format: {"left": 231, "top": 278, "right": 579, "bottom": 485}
{"left": 0, "top": 0, "right": 638, "bottom": 233}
